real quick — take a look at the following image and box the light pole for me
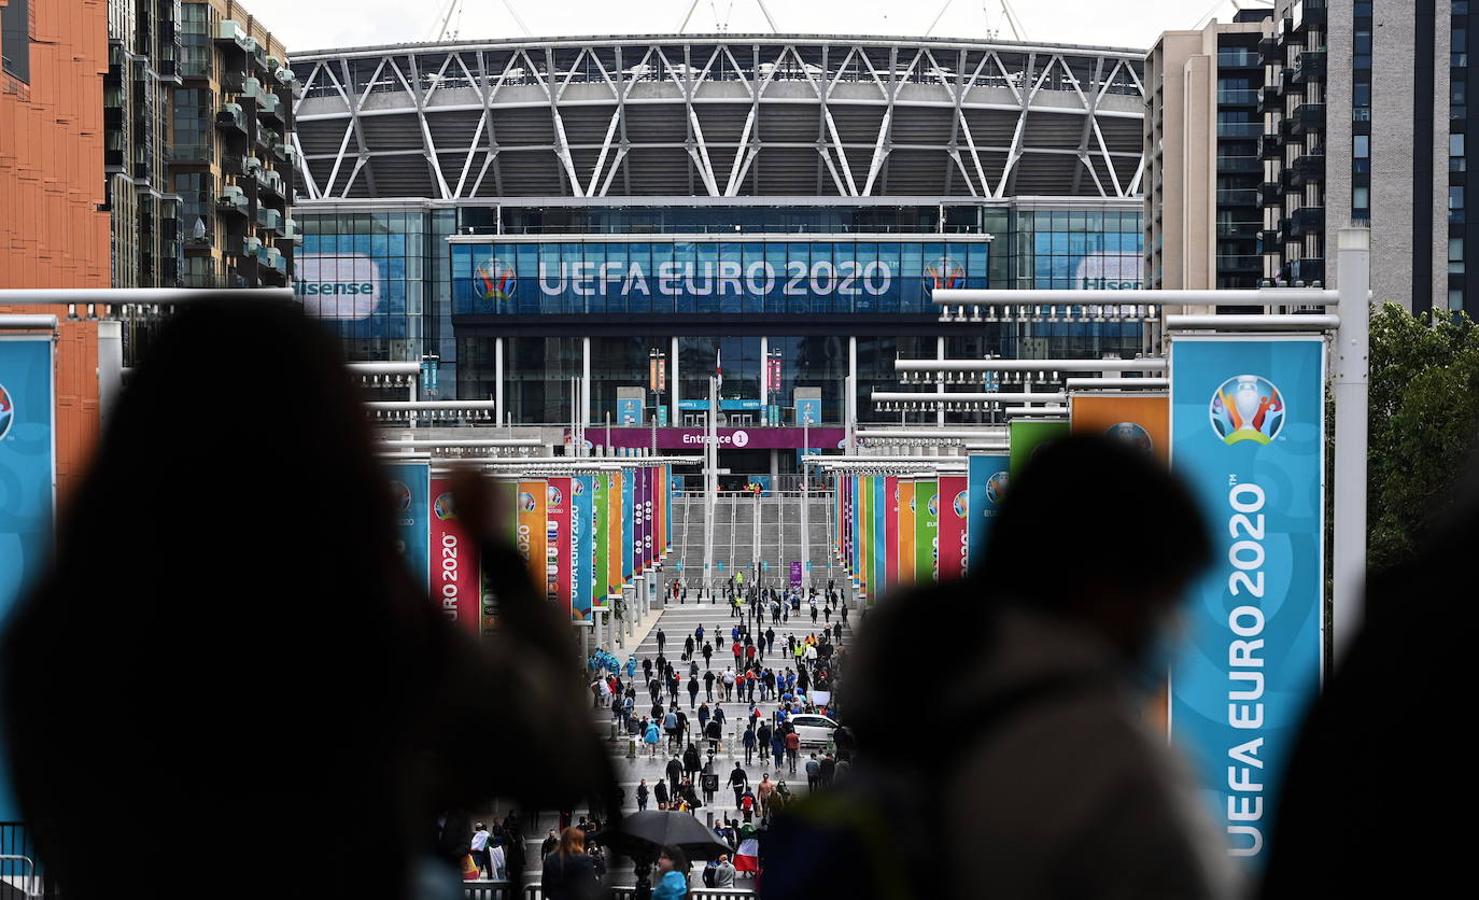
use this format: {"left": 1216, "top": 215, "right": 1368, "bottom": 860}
{"left": 800, "top": 407, "right": 812, "bottom": 589}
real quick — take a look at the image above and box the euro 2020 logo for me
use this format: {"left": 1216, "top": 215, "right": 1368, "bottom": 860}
{"left": 476, "top": 258, "right": 516, "bottom": 302}
{"left": 923, "top": 256, "right": 965, "bottom": 291}
{"left": 986, "top": 471, "right": 1008, "bottom": 505}
{"left": 1105, "top": 421, "right": 1154, "bottom": 454}
{"left": 518, "top": 491, "right": 538, "bottom": 513}
{"left": 927, "top": 493, "right": 939, "bottom": 519}
{"left": 0, "top": 382, "right": 13, "bottom": 442}
{"left": 953, "top": 491, "right": 968, "bottom": 519}
{"left": 1210, "top": 375, "right": 1285, "bottom": 446}
{"left": 433, "top": 492, "right": 456, "bottom": 521}
{"left": 390, "top": 480, "right": 411, "bottom": 514}
{"left": 546, "top": 484, "right": 563, "bottom": 508}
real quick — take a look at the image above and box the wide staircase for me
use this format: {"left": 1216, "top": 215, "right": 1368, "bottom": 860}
{"left": 671, "top": 491, "right": 848, "bottom": 600}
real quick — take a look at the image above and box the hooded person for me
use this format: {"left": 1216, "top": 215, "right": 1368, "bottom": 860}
{"left": 763, "top": 435, "right": 1235, "bottom": 900}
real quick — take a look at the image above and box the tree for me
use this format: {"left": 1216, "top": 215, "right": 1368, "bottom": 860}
{"left": 1365, "top": 302, "right": 1479, "bottom": 571}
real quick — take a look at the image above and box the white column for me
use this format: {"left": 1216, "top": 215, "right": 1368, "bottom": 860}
{"left": 937, "top": 335, "right": 946, "bottom": 426}
{"left": 759, "top": 335, "right": 768, "bottom": 424}
{"left": 670, "top": 336, "right": 680, "bottom": 425}
{"left": 582, "top": 337, "right": 592, "bottom": 427}
{"left": 800, "top": 414, "right": 811, "bottom": 587}
{"left": 495, "top": 337, "right": 505, "bottom": 425}
{"left": 703, "top": 376, "right": 716, "bottom": 593}
{"left": 97, "top": 320, "right": 124, "bottom": 431}
{"left": 1333, "top": 227, "right": 1371, "bottom": 663}
{"left": 846, "top": 336, "right": 858, "bottom": 455}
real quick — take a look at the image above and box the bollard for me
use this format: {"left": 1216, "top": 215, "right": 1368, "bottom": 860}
{"left": 610, "top": 721, "right": 618, "bottom": 741}
{"left": 706, "top": 810, "right": 715, "bottom": 829}
{"left": 627, "top": 738, "right": 638, "bottom": 759}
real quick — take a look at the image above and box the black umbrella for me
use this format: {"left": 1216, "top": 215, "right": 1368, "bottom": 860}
{"left": 592, "top": 811, "right": 733, "bottom": 899}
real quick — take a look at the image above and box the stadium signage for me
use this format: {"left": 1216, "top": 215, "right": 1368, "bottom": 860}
{"left": 531, "top": 259, "right": 894, "bottom": 297}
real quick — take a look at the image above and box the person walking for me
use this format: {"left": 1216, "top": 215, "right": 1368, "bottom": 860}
{"left": 742, "top": 722, "right": 757, "bottom": 764}
{"left": 770, "top": 729, "right": 785, "bottom": 771}
{"left": 738, "top": 787, "right": 757, "bottom": 824}
{"left": 687, "top": 675, "right": 700, "bottom": 709}
{"left": 470, "top": 822, "right": 492, "bottom": 879}
{"left": 784, "top": 729, "right": 800, "bottom": 775}
{"left": 652, "top": 777, "right": 670, "bottom": 811}
{"left": 756, "top": 773, "right": 775, "bottom": 821}
{"left": 705, "top": 716, "right": 724, "bottom": 755}
{"left": 818, "top": 752, "right": 835, "bottom": 787}
{"left": 702, "top": 668, "right": 715, "bottom": 701}
{"left": 804, "top": 753, "right": 820, "bottom": 792}
{"left": 713, "top": 854, "right": 736, "bottom": 888}
{"left": 656, "top": 627, "right": 666, "bottom": 655}
{"left": 728, "top": 762, "right": 750, "bottom": 809}
{"left": 683, "top": 635, "right": 695, "bottom": 661}
{"left": 701, "top": 641, "right": 713, "bottom": 670}
{"left": 666, "top": 754, "right": 684, "bottom": 799}
{"left": 541, "top": 827, "right": 600, "bottom": 900}
{"left": 840, "top": 603, "right": 849, "bottom": 629}
{"left": 637, "top": 778, "right": 650, "bottom": 811}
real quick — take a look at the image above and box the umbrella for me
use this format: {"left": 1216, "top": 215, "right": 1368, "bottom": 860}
{"left": 592, "top": 811, "right": 733, "bottom": 898}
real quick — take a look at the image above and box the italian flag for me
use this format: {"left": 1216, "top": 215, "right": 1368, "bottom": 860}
{"left": 734, "top": 837, "right": 760, "bottom": 874}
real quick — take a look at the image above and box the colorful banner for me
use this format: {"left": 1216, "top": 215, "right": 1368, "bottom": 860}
{"left": 850, "top": 475, "right": 862, "bottom": 589}
{"left": 516, "top": 479, "right": 546, "bottom": 594}
{"left": 632, "top": 467, "right": 645, "bottom": 578}
{"left": 573, "top": 475, "right": 594, "bottom": 622}
{"left": 938, "top": 474, "right": 968, "bottom": 581}
{"left": 1071, "top": 393, "right": 1170, "bottom": 463}
{"left": 1009, "top": 419, "right": 1070, "bottom": 476}
{"left": 387, "top": 461, "right": 432, "bottom": 594}
{"left": 642, "top": 466, "right": 655, "bottom": 571}
{"left": 545, "top": 478, "right": 571, "bottom": 610}
{"left": 872, "top": 476, "right": 887, "bottom": 599}
{"left": 860, "top": 476, "right": 873, "bottom": 598}
{"left": 482, "top": 479, "right": 519, "bottom": 631}
{"left": 621, "top": 467, "right": 635, "bottom": 585}
{"left": 898, "top": 479, "right": 916, "bottom": 585}
{"left": 966, "top": 454, "right": 1009, "bottom": 575}
{"left": 0, "top": 336, "right": 56, "bottom": 819}
{"left": 607, "top": 470, "right": 622, "bottom": 598}
{"left": 884, "top": 476, "right": 899, "bottom": 592}
{"left": 592, "top": 473, "right": 609, "bottom": 605}
{"left": 914, "top": 478, "right": 938, "bottom": 584}
{"left": 1169, "top": 336, "right": 1325, "bottom": 864}
{"left": 664, "top": 463, "right": 673, "bottom": 552}
{"left": 430, "top": 477, "right": 481, "bottom": 636}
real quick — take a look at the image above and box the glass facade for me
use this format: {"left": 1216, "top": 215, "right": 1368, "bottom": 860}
{"left": 300, "top": 200, "right": 1145, "bottom": 423}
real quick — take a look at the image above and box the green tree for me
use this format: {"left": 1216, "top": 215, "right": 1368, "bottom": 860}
{"left": 1366, "top": 302, "right": 1479, "bottom": 570}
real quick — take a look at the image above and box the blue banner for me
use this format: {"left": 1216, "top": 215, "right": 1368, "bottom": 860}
{"left": 621, "top": 467, "right": 635, "bottom": 585}
{"left": 850, "top": 475, "right": 861, "bottom": 588}
{"left": 452, "top": 238, "right": 989, "bottom": 316}
{"left": 1169, "top": 336, "right": 1325, "bottom": 865}
{"left": 572, "top": 475, "right": 594, "bottom": 623}
{"left": 872, "top": 476, "right": 887, "bottom": 599}
{"left": 966, "top": 454, "right": 1010, "bottom": 575}
{"left": 617, "top": 397, "right": 643, "bottom": 426}
{"left": 386, "top": 461, "right": 432, "bottom": 594}
{"left": 795, "top": 397, "right": 822, "bottom": 426}
{"left": 0, "top": 337, "right": 55, "bottom": 821}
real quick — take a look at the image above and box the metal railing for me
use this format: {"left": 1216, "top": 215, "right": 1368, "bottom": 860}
{"left": 463, "top": 885, "right": 754, "bottom": 900}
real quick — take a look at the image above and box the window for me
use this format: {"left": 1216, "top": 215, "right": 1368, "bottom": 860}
{"left": 1353, "top": 186, "right": 1370, "bottom": 219}
{"left": 1456, "top": 29, "right": 1469, "bottom": 68}
{"left": 1, "top": 0, "right": 30, "bottom": 83}
{"left": 1451, "top": 186, "right": 1466, "bottom": 223}
{"left": 1453, "top": 133, "right": 1467, "bottom": 171}
{"left": 1450, "top": 289, "right": 1465, "bottom": 310}
{"left": 1454, "top": 81, "right": 1468, "bottom": 119}
{"left": 1451, "top": 238, "right": 1466, "bottom": 275}
{"left": 1355, "top": 30, "right": 1373, "bottom": 69}
{"left": 1353, "top": 135, "right": 1371, "bottom": 174}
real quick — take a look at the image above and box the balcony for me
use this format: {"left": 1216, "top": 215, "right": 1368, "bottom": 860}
{"left": 1259, "top": 84, "right": 1282, "bottom": 113}
{"left": 1217, "top": 155, "right": 1260, "bottom": 174}
{"left": 1217, "top": 49, "right": 1262, "bottom": 70}
{"left": 184, "top": 223, "right": 215, "bottom": 255}
{"left": 1260, "top": 180, "right": 1283, "bottom": 205}
{"left": 257, "top": 207, "right": 283, "bottom": 233}
{"left": 1217, "top": 121, "right": 1263, "bottom": 139}
{"left": 259, "top": 92, "right": 282, "bottom": 124}
{"left": 1294, "top": 1, "right": 1327, "bottom": 31}
{"left": 1292, "top": 49, "right": 1327, "bottom": 84}
{"left": 217, "top": 186, "right": 249, "bottom": 218}
{"left": 1289, "top": 101, "right": 1325, "bottom": 136}
{"left": 1288, "top": 206, "right": 1324, "bottom": 238}
{"left": 215, "top": 20, "right": 252, "bottom": 53}
{"left": 1282, "top": 257, "right": 1325, "bottom": 285}
{"left": 215, "top": 103, "right": 246, "bottom": 133}
{"left": 239, "top": 236, "right": 263, "bottom": 260}
{"left": 1260, "top": 133, "right": 1283, "bottom": 159}
{"left": 241, "top": 77, "right": 267, "bottom": 104}
{"left": 1217, "top": 254, "right": 1264, "bottom": 274}
{"left": 1258, "top": 228, "right": 1282, "bottom": 247}
{"left": 1289, "top": 152, "right": 1325, "bottom": 187}
{"left": 1218, "top": 88, "right": 1260, "bottom": 107}
{"left": 1259, "top": 34, "right": 1281, "bottom": 63}
{"left": 171, "top": 144, "right": 213, "bottom": 167}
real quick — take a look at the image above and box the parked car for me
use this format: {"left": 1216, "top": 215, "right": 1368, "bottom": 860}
{"left": 789, "top": 713, "right": 839, "bottom": 746}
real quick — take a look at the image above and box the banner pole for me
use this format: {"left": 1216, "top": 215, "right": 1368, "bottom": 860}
{"left": 1332, "top": 227, "right": 1370, "bottom": 666}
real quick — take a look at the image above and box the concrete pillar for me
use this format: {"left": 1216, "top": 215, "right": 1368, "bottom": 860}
{"left": 582, "top": 337, "right": 592, "bottom": 426}
{"left": 97, "top": 320, "right": 123, "bottom": 431}
{"left": 495, "top": 336, "right": 505, "bottom": 425}
{"left": 671, "top": 335, "right": 681, "bottom": 426}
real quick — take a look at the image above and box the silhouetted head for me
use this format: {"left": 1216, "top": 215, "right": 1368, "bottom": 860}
{"left": 982, "top": 433, "right": 1211, "bottom": 661}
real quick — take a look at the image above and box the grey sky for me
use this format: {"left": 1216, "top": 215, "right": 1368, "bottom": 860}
{"left": 241, "top": 0, "right": 1236, "bottom": 56}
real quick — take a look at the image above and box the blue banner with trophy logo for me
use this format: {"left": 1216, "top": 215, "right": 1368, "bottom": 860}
{"left": 1169, "top": 336, "right": 1324, "bottom": 866}
{"left": 572, "top": 475, "right": 594, "bottom": 623}
{"left": 385, "top": 461, "right": 431, "bottom": 595}
{"left": 966, "top": 454, "right": 1009, "bottom": 576}
{"left": 0, "top": 336, "right": 55, "bottom": 820}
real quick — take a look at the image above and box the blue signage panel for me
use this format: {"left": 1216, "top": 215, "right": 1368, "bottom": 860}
{"left": 966, "top": 454, "right": 1009, "bottom": 576}
{"left": 572, "top": 475, "right": 594, "bottom": 623}
{"left": 386, "top": 461, "right": 432, "bottom": 595}
{"left": 451, "top": 239, "right": 989, "bottom": 316}
{"left": 616, "top": 397, "right": 642, "bottom": 426}
{"left": 795, "top": 397, "right": 822, "bottom": 426}
{"left": 0, "top": 337, "right": 55, "bottom": 820}
{"left": 1169, "top": 336, "right": 1325, "bottom": 866}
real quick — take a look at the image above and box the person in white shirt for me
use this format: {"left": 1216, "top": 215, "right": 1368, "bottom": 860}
{"left": 488, "top": 838, "right": 508, "bottom": 881}
{"left": 470, "top": 823, "right": 491, "bottom": 878}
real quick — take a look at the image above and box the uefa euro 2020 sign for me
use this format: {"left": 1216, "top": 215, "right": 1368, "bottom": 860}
{"left": 1170, "top": 336, "right": 1324, "bottom": 867}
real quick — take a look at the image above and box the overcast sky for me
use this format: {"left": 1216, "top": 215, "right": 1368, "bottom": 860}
{"left": 241, "top": 0, "right": 1248, "bottom": 56}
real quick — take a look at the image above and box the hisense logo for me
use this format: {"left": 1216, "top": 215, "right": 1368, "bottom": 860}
{"left": 301, "top": 281, "right": 375, "bottom": 295}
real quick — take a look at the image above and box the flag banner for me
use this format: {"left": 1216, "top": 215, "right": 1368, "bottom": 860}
{"left": 850, "top": 475, "right": 862, "bottom": 588}
{"left": 884, "top": 476, "right": 899, "bottom": 592}
{"left": 387, "top": 461, "right": 432, "bottom": 595}
{"left": 546, "top": 478, "right": 571, "bottom": 610}
{"left": 632, "top": 467, "right": 646, "bottom": 578}
{"left": 621, "top": 467, "right": 635, "bottom": 585}
{"left": 1009, "top": 419, "right": 1070, "bottom": 475}
{"left": 573, "top": 475, "right": 594, "bottom": 622}
{"left": 642, "top": 466, "right": 655, "bottom": 571}
{"left": 914, "top": 478, "right": 938, "bottom": 584}
{"left": 517, "top": 479, "right": 547, "bottom": 595}
{"left": 1170, "top": 336, "right": 1325, "bottom": 864}
{"left": 0, "top": 336, "right": 56, "bottom": 820}
{"left": 593, "top": 473, "right": 609, "bottom": 606}
{"left": 430, "top": 477, "right": 481, "bottom": 636}
{"left": 898, "top": 478, "right": 916, "bottom": 585}
{"left": 607, "top": 471, "right": 622, "bottom": 598}
{"left": 938, "top": 474, "right": 968, "bottom": 581}
{"left": 872, "top": 475, "right": 887, "bottom": 599}
{"left": 966, "top": 454, "right": 1009, "bottom": 576}
{"left": 1071, "top": 393, "right": 1170, "bottom": 462}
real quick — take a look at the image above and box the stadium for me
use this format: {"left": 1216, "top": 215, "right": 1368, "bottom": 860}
{"left": 288, "top": 33, "right": 1148, "bottom": 477}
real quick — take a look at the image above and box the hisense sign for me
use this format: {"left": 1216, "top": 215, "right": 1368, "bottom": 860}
{"left": 296, "top": 253, "right": 381, "bottom": 320}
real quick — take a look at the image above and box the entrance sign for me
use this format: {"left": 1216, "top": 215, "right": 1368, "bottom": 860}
{"left": 1170, "top": 336, "right": 1325, "bottom": 864}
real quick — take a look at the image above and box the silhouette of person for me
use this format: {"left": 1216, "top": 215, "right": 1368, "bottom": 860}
{"left": 764, "top": 434, "right": 1234, "bottom": 900}
{"left": 0, "top": 300, "right": 616, "bottom": 899}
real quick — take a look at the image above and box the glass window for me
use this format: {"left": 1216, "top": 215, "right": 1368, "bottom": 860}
{"left": 1353, "top": 135, "right": 1370, "bottom": 158}
{"left": 1451, "top": 186, "right": 1466, "bottom": 223}
{"left": 1450, "top": 288, "right": 1465, "bottom": 310}
{"left": 1353, "top": 186, "right": 1370, "bottom": 214}
{"left": 1453, "top": 133, "right": 1467, "bottom": 171}
{"left": 1454, "top": 29, "right": 1468, "bottom": 68}
{"left": 1450, "top": 238, "right": 1465, "bottom": 274}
